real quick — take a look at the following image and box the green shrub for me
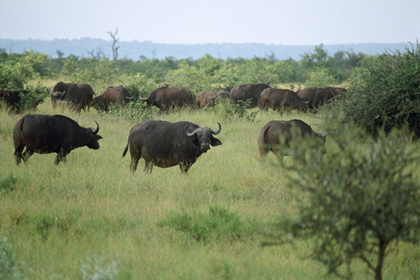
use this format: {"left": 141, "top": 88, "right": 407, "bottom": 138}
{"left": 107, "top": 101, "right": 157, "bottom": 121}
{"left": 72, "top": 60, "right": 119, "bottom": 90}
{"left": 120, "top": 73, "right": 162, "bottom": 98}
{"left": 18, "top": 86, "right": 48, "bottom": 112}
{"left": 329, "top": 42, "right": 420, "bottom": 138}
{"left": 267, "top": 129, "right": 420, "bottom": 280}
{"left": 159, "top": 205, "right": 260, "bottom": 243}
{"left": 210, "top": 100, "right": 258, "bottom": 122}
{"left": 304, "top": 67, "right": 337, "bottom": 87}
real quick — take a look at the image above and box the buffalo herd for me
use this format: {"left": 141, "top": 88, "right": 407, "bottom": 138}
{"left": 46, "top": 81, "right": 345, "bottom": 113}
{"left": 7, "top": 82, "right": 340, "bottom": 172}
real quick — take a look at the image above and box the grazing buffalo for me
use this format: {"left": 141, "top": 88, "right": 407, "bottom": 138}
{"left": 196, "top": 91, "right": 219, "bottom": 108}
{"left": 229, "top": 84, "right": 271, "bottom": 108}
{"left": 51, "top": 82, "right": 77, "bottom": 109}
{"left": 260, "top": 88, "right": 308, "bottom": 113}
{"left": 64, "top": 83, "right": 95, "bottom": 113}
{"left": 258, "top": 119, "right": 326, "bottom": 162}
{"left": 297, "top": 87, "right": 346, "bottom": 109}
{"left": 215, "top": 87, "right": 232, "bottom": 99}
{"left": 92, "top": 85, "right": 133, "bottom": 112}
{"left": 13, "top": 114, "right": 102, "bottom": 165}
{"left": 1, "top": 89, "right": 46, "bottom": 113}
{"left": 122, "top": 120, "right": 222, "bottom": 174}
{"left": 140, "top": 86, "right": 193, "bottom": 112}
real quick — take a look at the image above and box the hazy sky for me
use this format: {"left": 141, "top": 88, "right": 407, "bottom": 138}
{"left": 1, "top": 0, "right": 419, "bottom": 45}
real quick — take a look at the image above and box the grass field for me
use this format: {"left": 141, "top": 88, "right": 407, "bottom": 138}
{"left": 0, "top": 98, "right": 419, "bottom": 279}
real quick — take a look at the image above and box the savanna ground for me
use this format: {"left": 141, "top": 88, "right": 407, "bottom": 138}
{"left": 0, "top": 95, "right": 419, "bottom": 279}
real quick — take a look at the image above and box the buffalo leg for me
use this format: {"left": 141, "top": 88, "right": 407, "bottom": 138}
{"left": 258, "top": 143, "right": 270, "bottom": 159}
{"left": 129, "top": 157, "right": 140, "bottom": 173}
{"left": 14, "top": 145, "right": 25, "bottom": 165}
{"left": 22, "top": 150, "right": 34, "bottom": 164}
{"left": 179, "top": 163, "right": 190, "bottom": 174}
{"left": 55, "top": 152, "right": 68, "bottom": 165}
{"left": 144, "top": 161, "right": 153, "bottom": 173}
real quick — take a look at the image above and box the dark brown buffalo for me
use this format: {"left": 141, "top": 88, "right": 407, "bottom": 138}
{"left": 51, "top": 82, "right": 77, "bottom": 109}
{"left": 140, "top": 86, "right": 193, "bottom": 111}
{"left": 297, "top": 87, "right": 346, "bottom": 109}
{"left": 196, "top": 91, "right": 219, "bottom": 108}
{"left": 258, "top": 119, "right": 326, "bottom": 161}
{"left": 229, "top": 84, "right": 271, "bottom": 108}
{"left": 122, "top": 120, "right": 222, "bottom": 174}
{"left": 1, "top": 89, "right": 46, "bottom": 113}
{"left": 92, "top": 85, "right": 132, "bottom": 112}
{"left": 260, "top": 88, "right": 308, "bottom": 113}
{"left": 65, "top": 83, "right": 94, "bottom": 113}
{"left": 13, "top": 114, "right": 102, "bottom": 165}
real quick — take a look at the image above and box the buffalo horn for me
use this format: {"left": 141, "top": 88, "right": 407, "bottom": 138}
{"left": 211, "top": 123, "right": 222, "bottom": 135}
{"left": 125, "top": 96, "right": 134, "bottom": 100}
{"left": 92, "top": 121, "right": 100, "bottom": 134}
{"left": 185, "top": 125, "right": 197, "bottom": 137}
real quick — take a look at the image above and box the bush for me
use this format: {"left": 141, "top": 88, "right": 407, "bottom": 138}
{"left": 209, "top": 100, "right": 259, "bottom": 122}
{"left": 331, "top": 42, "right": 420, "bottom": 138}
{"left": 107, "top": 101, "right": 157, "bottom": 121}
{"left": 304, "top": 67, "right": 337, "bottom": 87}
{"left": 18, "top": 85, "right": 49, "bottom": 112}
{"left": 266, "top": 129, "right": 420, "bottom": 280}
{"left": 120, "top": 73, "right": 161, "bottom": 98}
{"left": 159, "top": 205, "right": 260, "bottom": 243}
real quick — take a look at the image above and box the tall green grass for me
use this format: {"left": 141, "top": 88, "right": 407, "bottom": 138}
{"left": 0, "top": 100, "right": 419, "bottom": 279}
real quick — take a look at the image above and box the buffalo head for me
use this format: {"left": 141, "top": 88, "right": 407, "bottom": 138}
{"left": 185, "top": 123, "right": 222, "bottom": 152}
{"left": 86, "top": 121, "right": 102, "bottom": 149}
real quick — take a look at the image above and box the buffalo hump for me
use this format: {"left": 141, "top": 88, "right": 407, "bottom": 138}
{"left": 122, "top": 120, "right": 222, "bottom": 174}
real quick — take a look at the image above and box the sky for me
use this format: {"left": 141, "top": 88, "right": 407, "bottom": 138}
{"left": 1, "top": 0, "right": 419, "bottom": 45}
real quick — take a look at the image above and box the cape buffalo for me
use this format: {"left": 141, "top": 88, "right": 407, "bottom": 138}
{"left": 92, "top": 85, "right": 133, "bottom": 112}
{"left": 65, "top": 83, "right": 94, "bottom": 113}
{"left": 51, "top": 82, "right": 77, "bottom": 109}
{"left": 1, "top": 89, "right": 45, "bottom": 113}
{"left": 13, "top": 114, "right": 103, "bottom": 165}
{"left": 297, "top": 87, "right": 346, "bottom": 109}
{"left": 196, "top": 91, "right": 219, "bottom": 108}
{"left": 260, "top": 88, "right": 308, "bottom": 113}
{"left": 122, "top": 120, "right": 222, "bottom": 174}
{"left": 140, "top": 86, "right": 193, "bottom": 112}
{"left": 229, "top": 84, "right": 270, "bottom": 108}
{"left": 258, "top": 119, "right": 326, "bottom": 162}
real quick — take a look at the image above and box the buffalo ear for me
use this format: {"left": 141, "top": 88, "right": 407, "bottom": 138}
{"left": 211, "top": 137, "right": 222, "bottom": 146}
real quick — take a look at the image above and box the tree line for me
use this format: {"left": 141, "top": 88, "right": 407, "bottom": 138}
{"left": 0, "top": 44, "right": 365, "bottom": 92}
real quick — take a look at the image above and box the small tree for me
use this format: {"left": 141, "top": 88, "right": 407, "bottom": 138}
{"left": 265, "top": 129, "right": 420, "bottom": 280}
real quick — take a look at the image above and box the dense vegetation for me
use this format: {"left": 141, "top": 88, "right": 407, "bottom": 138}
{"left": 0, "top": 44, "right": 365, "bottom": 93}
{"left": 0, "top": 43, "right": 419, "bottom": 279}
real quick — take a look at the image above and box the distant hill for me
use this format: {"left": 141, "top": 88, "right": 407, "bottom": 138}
{"left": 0, "top": 38, "right": 412, "bottom": 61}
